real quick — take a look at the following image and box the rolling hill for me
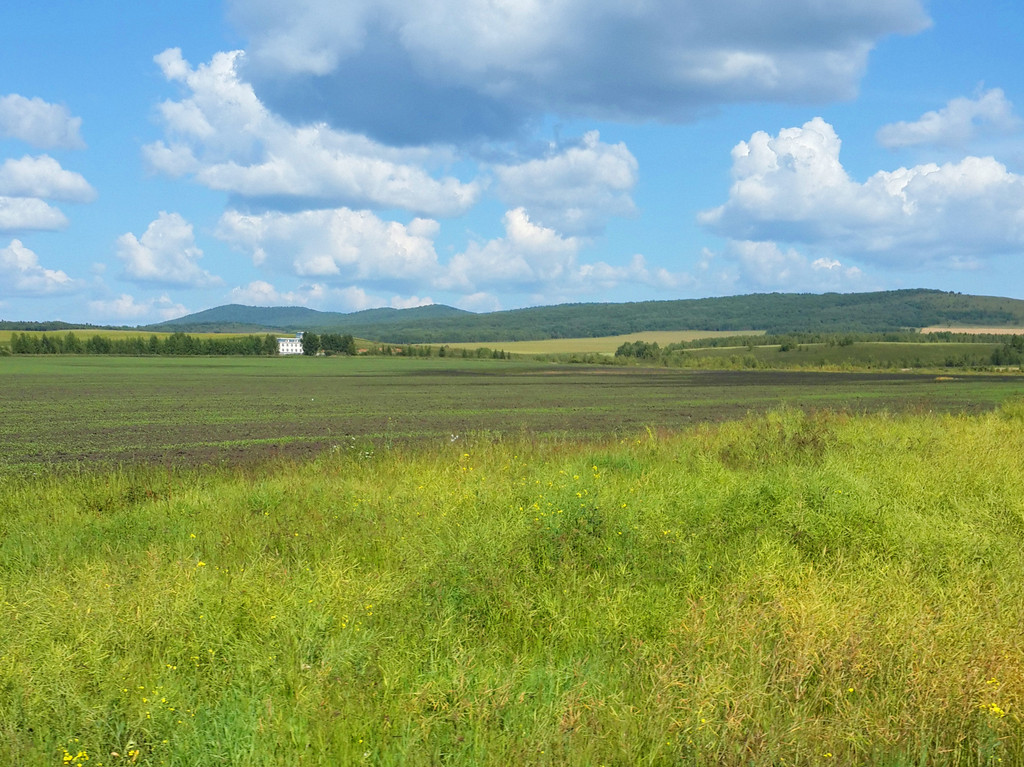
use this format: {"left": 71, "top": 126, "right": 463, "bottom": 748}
{"left": 143, "top": 289, "right": 1024, "bottom": 343}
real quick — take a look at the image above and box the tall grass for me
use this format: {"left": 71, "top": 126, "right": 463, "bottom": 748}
{"left": 2, "top": 406, "right": 1024, "bottom": 765}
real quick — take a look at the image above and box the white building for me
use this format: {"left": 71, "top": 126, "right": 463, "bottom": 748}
{"left": 277, "top": 331, "right": 304, "bottom": 355}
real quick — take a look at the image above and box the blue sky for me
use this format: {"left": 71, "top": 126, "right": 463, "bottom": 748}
{"left": 2, "top": 0, "right": 1023, "bottom": 324}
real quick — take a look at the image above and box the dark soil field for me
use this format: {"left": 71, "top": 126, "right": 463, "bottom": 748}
{"left": 3, "top": 356, "right": 1023, "bottom": 469}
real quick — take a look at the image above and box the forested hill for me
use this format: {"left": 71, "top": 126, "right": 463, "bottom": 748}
{"left": 144, "top": 290, "right": 1024, "bottom": 343}
{"left": 139, "top": 303, "right": 471, "bottom": 334}
{"left": 0, "top": 320, "right": 129, "bottom": 332}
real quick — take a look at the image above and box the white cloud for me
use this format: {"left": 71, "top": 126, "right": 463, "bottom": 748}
{"left": 88, "top": 294, "right": 189, "bottom": 322}
{"left": 442, "top": 208, "right": 582, "bottom": 292}
{"left": 0, "top": 239, "right": 80, "bottom": 296}
{"left": 441, "top": 208, "right": 689, "bottom": 297}
{"left": 228, "top": 280, "right": 434, "bottom": 312}
{"left": 0, "top": 196, "right": 68, "bottom": 231}
{"left": 718, "top": 240, "right": 866, "bottom": 291}
{"left": 456, "top": 292, "right": 501, "bottom": 312}
{"left": 699, "top": 118, "right": 1024, "bottom": 266}
{"left": 577, "top": 253, "right": 694, "bottom": 293}
{"left": 217, "top": 202, "right": 686, "bottom": 303}
{"left": 0, "top": 155, "right": 96, "bottom": 202}
{"left": 0, "top": 94, "right": 85, "bottom": 149}
{"left": 216, "top": 207, "right": 442, "bottom": 283}
{"left": 493, "top": 131, "right": 637, "bottom": 235}
{"left": 142, "top": 141, "right": 199, "bottom": 177}
{"left": 230, "top": 0, "right": 929, "bottom": 142}
{"left": 116, "top": 212, "right": 222, "bottom": 287}
{"left": 229, "top": 279, "right": 290, "bottom": 305}
{"left": 0, "top": 153, "right": 95, "bottom": 235}
{"left": 330, "top": 286, "right": 434, "bottom": 312}
{"left": 877, "top": 88, "right": 1022, "bottom": 149}
{"left": 228, "top": 279, "right": 328, "bottom": 306}
{"left": 390, "top": 294, "right": 433, "bottom": 309}
{"left": 333, "top": 285, "right": 376, "bottom": 312}
{"left": 145, "top": 49, "right": 481, "bottom": 217}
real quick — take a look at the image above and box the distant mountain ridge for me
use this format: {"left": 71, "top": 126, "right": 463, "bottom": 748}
{"left": 144, "top": 303, "right": 471, "bottom": 335}
{"left": 143, "top": 290, "right": 1024, "bottom": 343}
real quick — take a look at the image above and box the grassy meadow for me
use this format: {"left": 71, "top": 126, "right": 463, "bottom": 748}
{"left": 3, "top": 404, "right": 1024, "bottom": 765}
{"left": 4, "top": 355, "right": 1024, "bottom": 764}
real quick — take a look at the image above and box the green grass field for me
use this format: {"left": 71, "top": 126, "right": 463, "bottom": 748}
{"left": 3, "top": 356, "right": 1024, "bottom": 470}
{"left": 2, "top": 404, "right": 1024, "bottom": 765}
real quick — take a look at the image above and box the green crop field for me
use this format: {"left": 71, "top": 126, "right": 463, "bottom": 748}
{"left": 3, "top": 356, "right": 1024, "bottom": 470}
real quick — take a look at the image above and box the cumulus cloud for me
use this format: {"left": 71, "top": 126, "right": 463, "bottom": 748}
{"left": 88, "top": 293, "right": 189, "bottom": 322}
{"left": 331, "top": 285, "right": 376, "bottom": 312}
{"left": 145, "top": 48, "right": 481, "bottom": 217}
{"left": 456, "top": 292, "right": 501, "bottom": 313}
{"left": 0, "top": 239, "right": 80, "bottom": 296}
{"left": 0, "top": 196, "right": 68, "bottom": 231}
{"left": 331, "top": 286, "right": 435, "bottom": 312}
{"left": 0, "top": 155, "right": 96, "bottom": 202}
{"left": 441, "top": 208, "right": 582, "bottom": 292}
{"left": 228, "top": 0, "right": 929, "bottom": 143}
{"left": 116, "top": 212, "right": 222, "bottom": 287}
{"left": 228, "top": 279, "right": 329, "bottom": 306}
{"left": 715, "top": 240, "right": 866, "bottom": 291}
{"left": 390, "top": 294, "right": 433, "bottom": 309}
{"left": 877, "top": 88, "right": 1022, "bottom": 149}
{"left": 577, "top": 253, "right": 694, "bottom": 293}
{"left": 442, "top": 208, "right": 688, "bottom": 297}
{"left": 699, "top": 118, "right": 1024, "bottom": 266}
{"left": 493, "top": 131, "right": 637, "bottom": 235}
{"left": 216, "top": 207, "right": 442, "bottom": 284}
{"left": 229, "top": 280, "right": 433, "bottom": 312}
{"left": 0, "top": 94, "right": 85, "bottom": 149}
{"left": 0, "top": 151, "right": 95, "bottom": 235}
{"left": 217, "top": 201, "right": 686, "bottom": 302}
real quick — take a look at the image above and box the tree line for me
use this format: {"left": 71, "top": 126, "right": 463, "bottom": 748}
{"left": 991, "top": 335, "right": 1024, "bottom": 366}
{"left": 9, "top": 332, "right": 280, "bottom": 356}
{"left": 300, "top": 332, "right": 357, "bottom": 356}
{"left": 6, "top": 331, "right": 513, "bottom": 361}
{"left": 612, "top": 333, "right": 1024, "bottom": 370}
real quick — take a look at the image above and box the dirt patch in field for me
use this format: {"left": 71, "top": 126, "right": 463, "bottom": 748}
{"left": 4, "top": 359, "right": 1024, "bottom": 471}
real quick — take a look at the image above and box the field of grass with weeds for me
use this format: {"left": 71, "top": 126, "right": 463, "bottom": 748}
{"left": 3, "top": 404, "right": 1024, "bottom": 765}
